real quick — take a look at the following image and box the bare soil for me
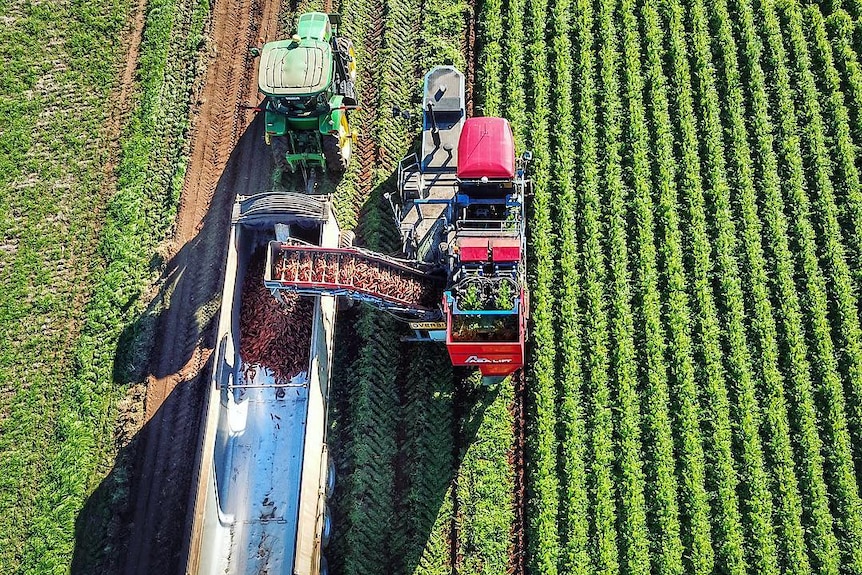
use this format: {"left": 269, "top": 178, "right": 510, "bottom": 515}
{"left": 118, "top": 0, "right": 282, "bottom": 572}
{"left": 510, "top": 369, "right": 527, "bottom": 575}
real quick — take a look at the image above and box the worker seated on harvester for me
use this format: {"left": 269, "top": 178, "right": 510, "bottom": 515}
{"left": 253, "top": 12, "right": 357, "bottom": 176}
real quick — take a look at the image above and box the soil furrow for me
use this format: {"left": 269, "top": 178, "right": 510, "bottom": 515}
{"left": 120, "top": 0, "right": 280, "bottom": 571}
{"left": 511, "top": 369, "right": 527, "bottom": 575}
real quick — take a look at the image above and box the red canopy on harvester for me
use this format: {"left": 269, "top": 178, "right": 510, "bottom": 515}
{"left": 456, "top": 117, "right": 516, "bottom": 180}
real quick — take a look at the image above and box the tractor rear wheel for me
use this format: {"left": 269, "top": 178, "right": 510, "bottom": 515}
{"left": 270, "top": 135, "right": 289, "bottom": 172}
{"left": 323, "top": 118, "right": 351, "bottom": 174}
{"left": 336, "top": 37, "right": 357, "bottom": 83}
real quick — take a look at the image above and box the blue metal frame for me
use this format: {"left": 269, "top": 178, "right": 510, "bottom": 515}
{"left": 444, "top": 291, "right": 520, "bottom": 316}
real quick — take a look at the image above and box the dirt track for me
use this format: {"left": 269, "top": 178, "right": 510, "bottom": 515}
{"left": 120, "top": 0, "right": 281, "bottom": 572}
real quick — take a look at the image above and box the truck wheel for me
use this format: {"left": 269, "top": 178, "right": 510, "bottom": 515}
{"left": 322, "top": 507, "right": 333, "bottom": 548}
{"left": 326, "top": 457, "right": 336, "bottom": 496}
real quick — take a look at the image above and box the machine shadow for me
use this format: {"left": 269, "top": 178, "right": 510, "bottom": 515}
{"left": 327, "top": 174, "right": 501, "bottom": 575}
{"left": 72, "top": 116, "right": 269, "bottom": 575}
{"left": 71, "top": 377, "right": 208, "bottom": 575}
{"left": 328, "top": 305, "right": 499, "bottom": 575}
{"left": 74, "top": 116, "right": 500, "bottom": 574}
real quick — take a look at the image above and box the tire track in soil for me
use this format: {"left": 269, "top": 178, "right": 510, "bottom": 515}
{"left": 121, "top": 0, "right": 281, "bottom": 572}
{"left": 511, "top": 369, "right": 527, "bottom": 575}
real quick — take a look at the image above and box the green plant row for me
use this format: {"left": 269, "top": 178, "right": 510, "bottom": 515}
{"left": 755, "top": 0, "right": 862, "bottom": 570}
{"left": 619, "top": 0, "right": 684, "bottom": 572}
{"left": 524, "top": 0, "right": 561, "bottom": 566}
{"left": 723, "top": 0, "right": 814, "bottom": 571}
{"left": 564, "top": 0, "right": 605, "bottom": 571}
{"left": 399, "top": 347, "right": 456, "bottom": 575}
{"left": 680, "top": 0, "right": 749, "bottom": 570}
{"left": 550, "top": 0, "right": 591, "bottom": 571}
{"left": 705, "top": 0, "right": 784, "bottom": 571}
{"left": 825, "top": 11, "right": 862, "bottom": 157}
{"left": 584, "top": 0, "right": 625, "bottom": 570}
{"left": 725, "top": 0, "right": 844, "bottom": 573}
{"left": 503, "top": 0, "right": 527, "bottom": 141}
{"left": 338, "top": 0, "right": 420, "bottom": 569}
{"left": 806, "top": 6, "right": 862, "bottom": 297}
{"left": 455, "top": 375, "right": 516, "bottom": 575}
{"left": 777, "top": 0, "right": 862, "bottom": 493}
{"left": 597, "top": 0, "right": 650, "bottom": 571}
{"left": 642, "top": 2, "right": 713, "bottom": 572}
{"left": 476, "top": 0, "right": 504, "bottom": 115}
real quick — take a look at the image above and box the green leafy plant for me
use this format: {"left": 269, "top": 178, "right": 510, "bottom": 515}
{"left": 494, "top": 280, "right": 513, "bottom": 310}
{"left": 460, "top": 283, "right": 483, "bottom": 310}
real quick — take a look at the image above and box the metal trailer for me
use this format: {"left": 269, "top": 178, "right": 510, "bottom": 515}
{"left": 185, "top": 192, "right": 339, "bottom": 575}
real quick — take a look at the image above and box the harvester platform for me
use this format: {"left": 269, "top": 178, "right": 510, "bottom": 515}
{"left": 392, "top": 66, "right": 466, "bottom": 260}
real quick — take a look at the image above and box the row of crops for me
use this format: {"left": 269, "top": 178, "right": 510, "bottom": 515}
{"left": 320, "top": 0, "right": 862, "bottom": 571}
{"left": 499, "top": 0, "right": 862, "bottom": 570}
{"left": 0, "top": 0, "right": 214, "bottom": 566}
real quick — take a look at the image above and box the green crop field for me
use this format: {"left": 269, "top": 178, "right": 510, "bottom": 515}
{"left": 3, "top": 0, "right": 862, "bottom": 571}
{"left": 0, "top": 0, "right": 211, "bottom": 569}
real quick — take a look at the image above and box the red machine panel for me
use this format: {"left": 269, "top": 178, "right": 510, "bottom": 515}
{"left": 491, "top": 238, "right": 520, "bottom": 262}
{"left": 443, "top": 290, "right": 527, "bottom": 378}
{"left": 446, "top": 342, "right": 524, "bottom": 376}
{"left": 456, "top": 118, "right": 516, "bottom": 180}
{"left": 457, "top": 237, "right": 490, "bottom": 262}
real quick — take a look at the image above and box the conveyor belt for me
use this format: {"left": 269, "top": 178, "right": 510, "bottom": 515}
{"left": 265, "top": 243, "right": 444, "bottom": 317}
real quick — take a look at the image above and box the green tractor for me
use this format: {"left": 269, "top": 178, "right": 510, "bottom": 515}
{"left": 255, "top": 12, "right": 357, "bottom": 183}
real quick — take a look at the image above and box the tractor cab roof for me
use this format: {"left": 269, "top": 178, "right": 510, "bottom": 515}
{"left": 296, "top": 12, "right": 332, "bottom": 41}
{"left": 258, "top": 38, "right": 333, "bottom": 97}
